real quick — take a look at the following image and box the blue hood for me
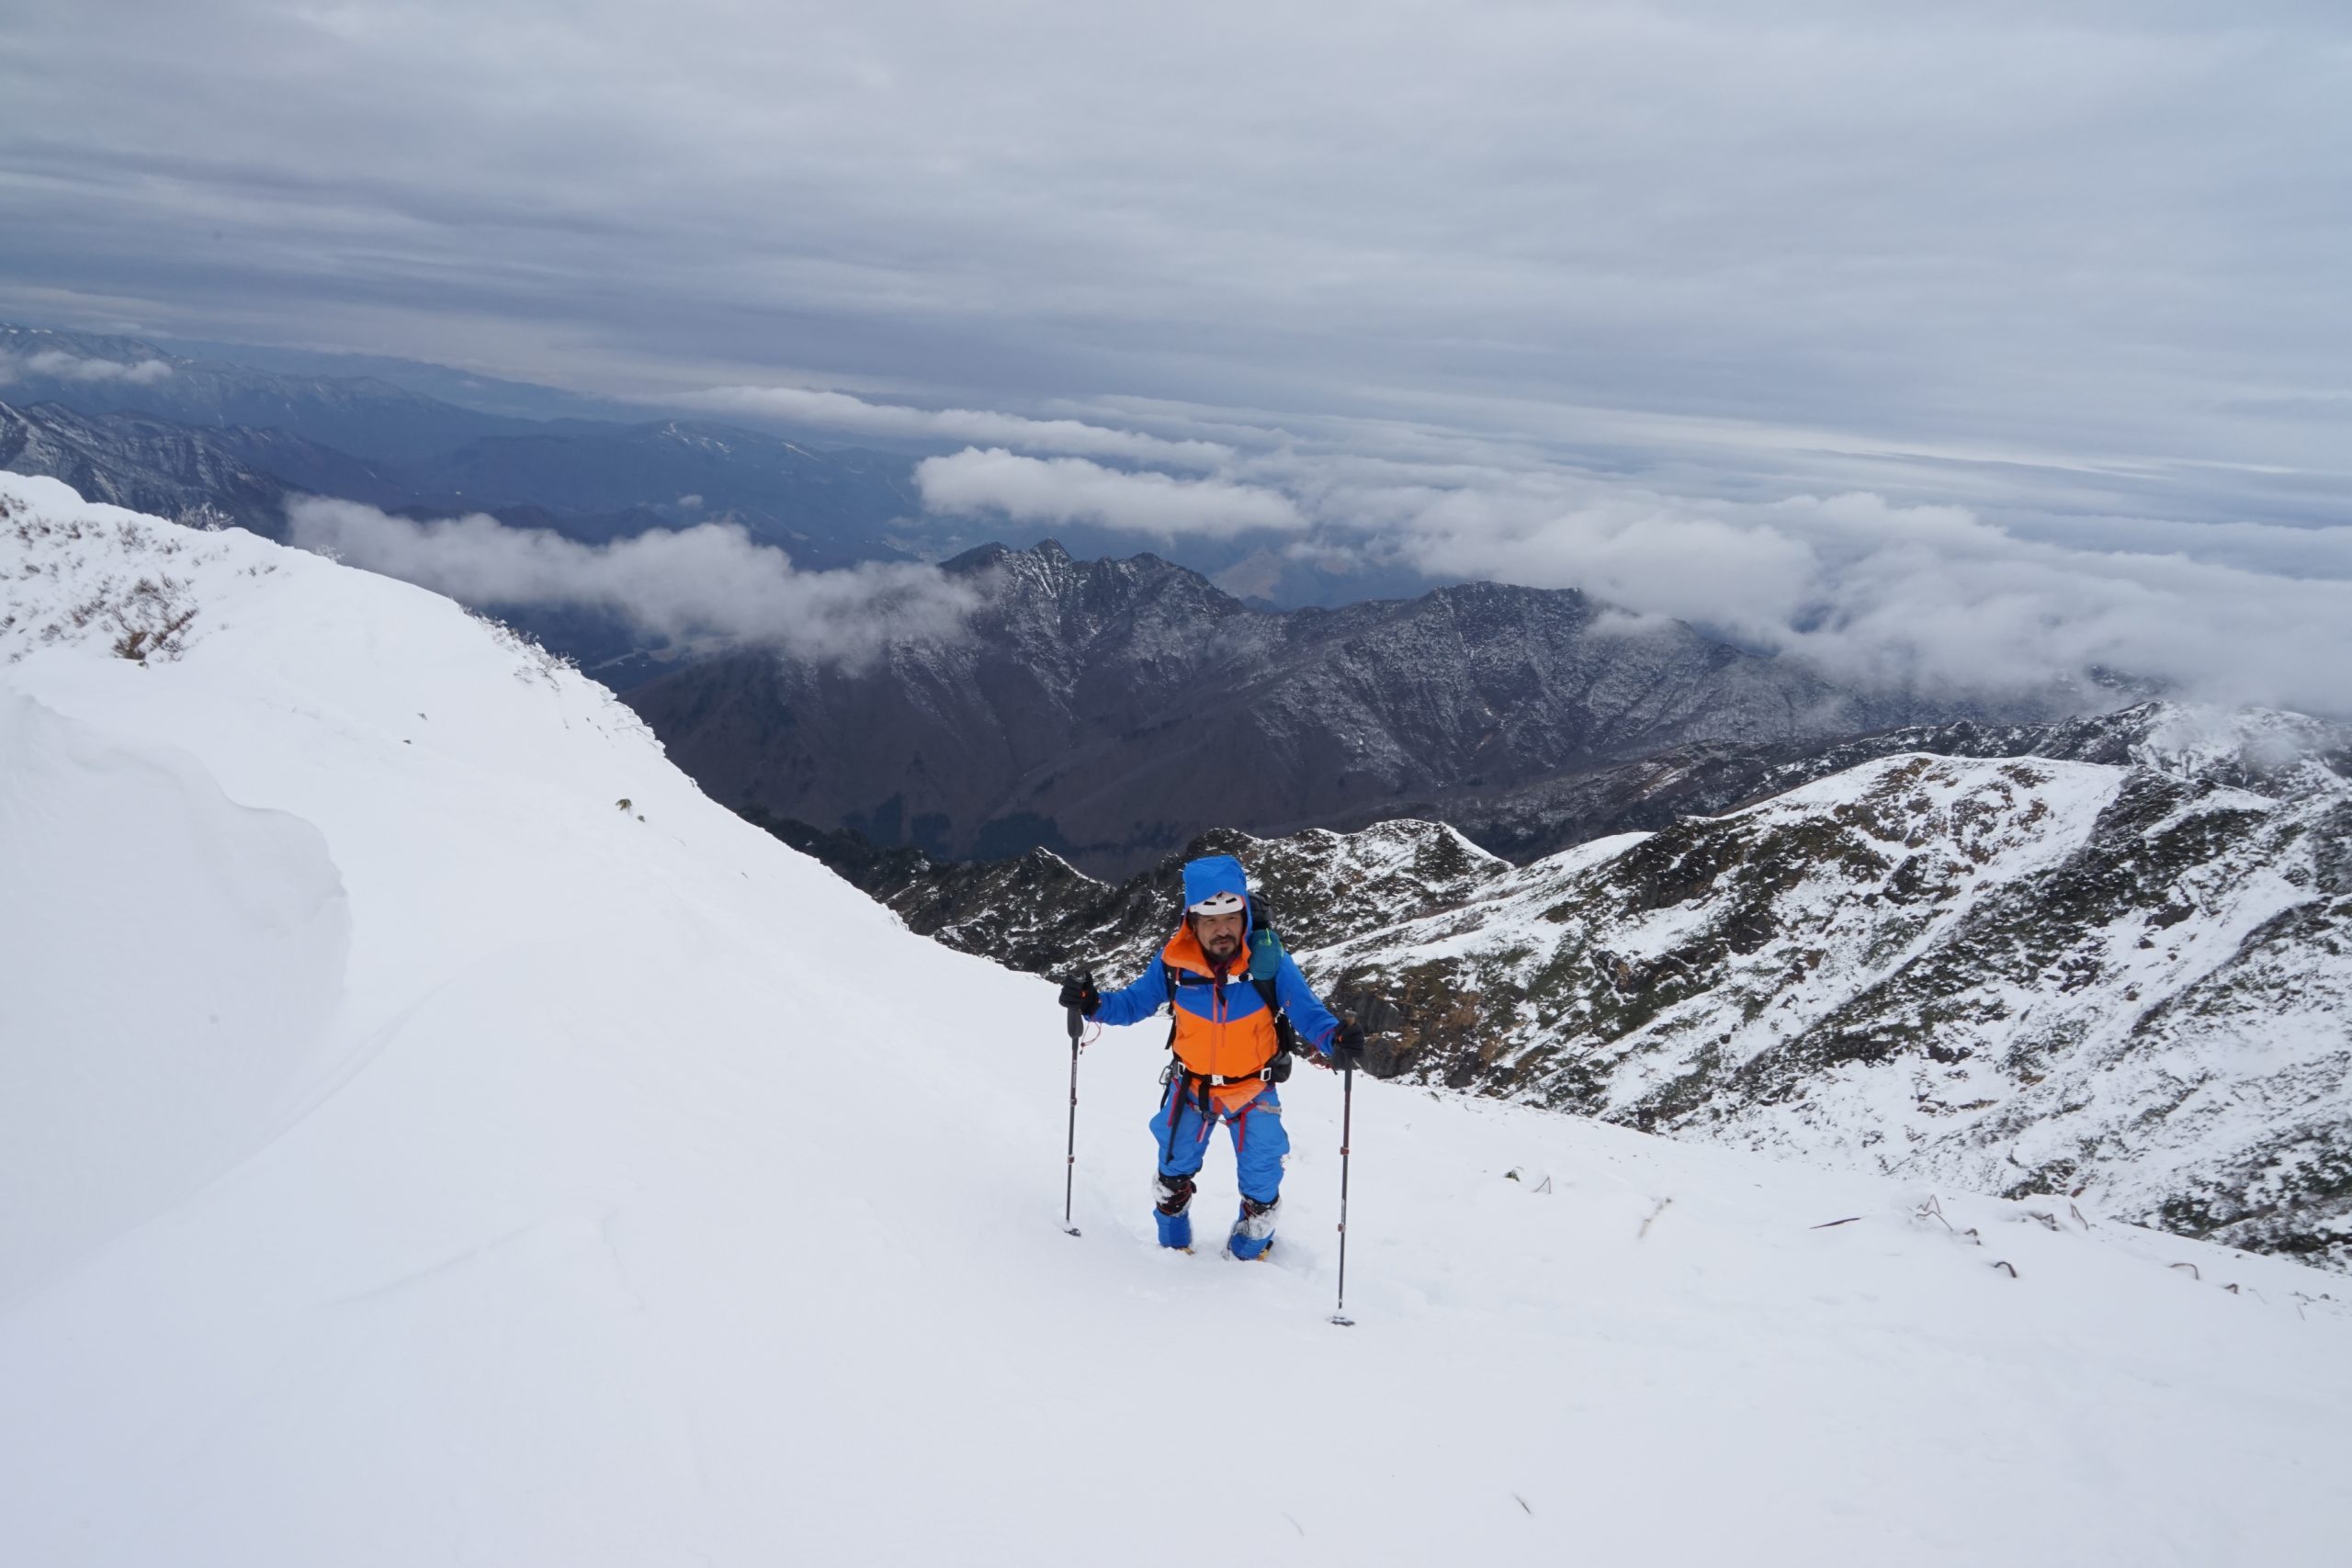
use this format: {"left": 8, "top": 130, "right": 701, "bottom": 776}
{"left": 1182, "top": 854, "right": 1253, "bottom": 935}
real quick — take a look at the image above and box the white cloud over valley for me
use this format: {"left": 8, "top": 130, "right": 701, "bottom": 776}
{"left": 1363, "top": 478, "right": 2352, "bottom": 714}
{"left": 0, "top": 349, "right": 171, "bottom": 385}
{"left": 287, "top": 500, "right": 981, "bottom": 666}
{"left": 915, "top": 448, "right": 1306, "bottom": 540}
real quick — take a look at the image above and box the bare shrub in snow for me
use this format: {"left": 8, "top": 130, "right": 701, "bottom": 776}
{"left": 465, "top": 608, "right": 579, "bottom": 688}
{"left": 6, "top": 503, "right": 221, "bottom": 665}
{"left": 101, "top": 577, "right": 198, "bottom": 664}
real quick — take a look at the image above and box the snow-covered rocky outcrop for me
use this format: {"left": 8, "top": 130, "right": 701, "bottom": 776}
{"left": 1310, "top": 728, "right": 2352, "bottom": 1269}
{"left": 6, "top": 473, "right": 2351, "bottom": 1565}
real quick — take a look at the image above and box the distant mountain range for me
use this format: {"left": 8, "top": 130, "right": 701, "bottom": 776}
{"left": 0, "top": 324, "right": 921, "bottom": 572}
{"left": 0, "top": 323, "right": 537, "bottom": 468}
{"left": 635, "top": 537, "right": 2057, "bottom": 875}
{"left": 406, "top": 420, "right": 920, "bottom": 563}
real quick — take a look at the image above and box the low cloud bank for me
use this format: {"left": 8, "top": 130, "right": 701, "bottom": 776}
{"left": 1327, "top": 473, "right": 2352, "bottom": 716}
{"left": 675, "top": 385, "right": 1231, "bottom": 468}
{"left": 288, "top": 499, "right": 980, "bottom": 666}
{"left": 0, "top": 349, "right": 172, "bottom": 385}
{"left": 915, "top": 447, "right": 1303, "bottom": 539}
{"left": 903, "top": 400, "right": 2352, "bottom": 714}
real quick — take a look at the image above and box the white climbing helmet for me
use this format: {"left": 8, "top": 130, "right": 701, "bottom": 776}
{"left": 1187, "top": 889, "right": 1247, "bottom": 918}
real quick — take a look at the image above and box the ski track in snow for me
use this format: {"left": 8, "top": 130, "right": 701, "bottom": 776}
{"left": 4, "top": 472, "right": 2350, "bottom": 1566}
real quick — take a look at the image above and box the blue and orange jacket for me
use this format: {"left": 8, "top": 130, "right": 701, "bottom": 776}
{"left": 1094, "top": 859, "right": 1340, "bottom": 1112}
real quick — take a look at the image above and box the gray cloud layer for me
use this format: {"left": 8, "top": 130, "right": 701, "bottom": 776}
{"left": 288, "top": 499, "right": 980, "bottom": 665}
{"left": 9, "top": 3, "right": 2348, "bottom": 488}
{"left": 8, "top": 2, "right": 2352, "bottom": 708}
{"left": 673, "top": 386, "right": 1231, "bottom": 467}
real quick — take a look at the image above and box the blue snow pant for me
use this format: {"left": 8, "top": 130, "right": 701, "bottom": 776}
{"left": 1148, "top": 1081, "right": 1288, "bottom": 1256}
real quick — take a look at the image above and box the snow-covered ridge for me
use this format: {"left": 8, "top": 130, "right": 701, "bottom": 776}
{"left": 1310, "top": 734, "right": 2352, "bottom": 1269}
{"left": 6, "top": 473, "right": 2351, "bottom": 1564}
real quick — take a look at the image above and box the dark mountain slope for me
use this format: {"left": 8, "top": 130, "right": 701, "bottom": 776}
{"left": 630, "top": 539, "right": 2001, "bottom": 875}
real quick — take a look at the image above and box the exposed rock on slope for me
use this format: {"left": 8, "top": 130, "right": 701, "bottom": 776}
{"left": 637, "top": 538, "right": 1996, "bottom": 875}
{"left": 1311, "top": 708, "right": 2352, "bottom": 1268}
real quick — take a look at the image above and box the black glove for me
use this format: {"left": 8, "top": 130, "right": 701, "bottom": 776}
{"left": 1331, "top": 1018, "right": 1367, "bottom": 1070}
{"left": 1057, "top": 975, "right": 1101, "bottom": 1016}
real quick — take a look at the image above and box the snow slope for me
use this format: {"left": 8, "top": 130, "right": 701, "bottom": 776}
{"left": 4, "top": 472, "right": 2351, "bottom": 1567}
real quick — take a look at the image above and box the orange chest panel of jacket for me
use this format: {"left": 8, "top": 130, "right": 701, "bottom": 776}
{"left": 1161, "top": 928, "right": 1281, "bottom": 1085}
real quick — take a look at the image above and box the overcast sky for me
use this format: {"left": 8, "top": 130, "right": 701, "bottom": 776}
{"left": 6, "top": 1, "right": 2351, "bottom": 706}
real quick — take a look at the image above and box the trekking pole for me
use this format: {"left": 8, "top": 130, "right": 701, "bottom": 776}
{"left": 1329, "top": 990, "right": 1397, "bottom": 1327}
{"left": 1061, "top": 974, "right": 1090, "bottom": 1237}
{"left": 1330, "top": 1056, "right": 1356, "bottom": 1326}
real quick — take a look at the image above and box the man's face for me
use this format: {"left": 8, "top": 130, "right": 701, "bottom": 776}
{"left": 1192, "top": 908, "right": 1246, "bottom": 964}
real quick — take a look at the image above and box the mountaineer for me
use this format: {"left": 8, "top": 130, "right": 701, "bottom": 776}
{"left": 1058, "top": 853, "right": 1363, "bottom": 1258}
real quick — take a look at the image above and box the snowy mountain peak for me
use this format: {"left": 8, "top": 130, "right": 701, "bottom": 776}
{"left": 2125, "top": 700, "right": 2352, "bottom": 791}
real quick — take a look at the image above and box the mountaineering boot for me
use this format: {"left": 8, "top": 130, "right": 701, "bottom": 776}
{"left": 1154, "top": 1172, "right": 1196, "bottom": 1250}
{"left": 1228, "top": 1195, "right": 1279, "bottom": 1260}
